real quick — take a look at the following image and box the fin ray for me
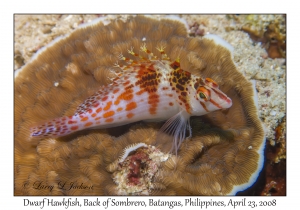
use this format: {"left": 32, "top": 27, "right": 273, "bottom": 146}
{"left": 158, "top": 110, "right": 190, "bottom": 154}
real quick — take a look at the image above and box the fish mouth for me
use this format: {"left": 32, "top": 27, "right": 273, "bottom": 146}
{"left": 211, "top": 88, "right": 232, "bottom": 109}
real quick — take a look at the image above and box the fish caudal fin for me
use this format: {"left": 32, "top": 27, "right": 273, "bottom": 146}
{"left": 30, "top": 116, "right": 79, "bottom": 138}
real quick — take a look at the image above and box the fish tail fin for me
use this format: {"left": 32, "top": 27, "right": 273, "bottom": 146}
{"left": 30, "top": 116, "right": 78, "bottom": 138}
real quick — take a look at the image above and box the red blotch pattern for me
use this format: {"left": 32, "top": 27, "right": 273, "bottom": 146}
{"left": 127, "top": 113, "right": 134, "bottom": 119}
{"left": 125, "top": 102, "right": 137, "bottom": 111}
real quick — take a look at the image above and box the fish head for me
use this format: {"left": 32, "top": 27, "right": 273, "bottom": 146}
{"left": 191, "top": 77, "right": 232, "bottom": 115}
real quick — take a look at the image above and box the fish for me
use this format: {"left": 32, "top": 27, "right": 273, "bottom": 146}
{"left": 30, "top": 43, "right": 232, "bottom": 152}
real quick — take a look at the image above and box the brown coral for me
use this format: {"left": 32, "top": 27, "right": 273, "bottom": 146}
{"left": 14, "top": 15, "right": 265, "bottom": 195}
{"left": 241, "top": 16, "right": 286, "bottom": 59}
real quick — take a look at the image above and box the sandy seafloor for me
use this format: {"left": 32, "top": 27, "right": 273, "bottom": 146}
{"left": 14, "top": 14, "right": 286, "bottom": 195}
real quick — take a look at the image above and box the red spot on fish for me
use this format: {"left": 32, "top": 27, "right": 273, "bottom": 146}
{"left": 68, "top": 120, "right": 77, "bottom": 124}
{"left": 127, "top": 113, "right": 134, "bottom": 118}
{"left": 96, "top": 107, "right": 102, "bottom": 113}
{"left": 103, "top": 111, "right": 115, "bottom": 118}
{"left": 115, "top": 89, "right": 134, "bottom": 105}
{"left": 148, "top": 94, "right": 159, "bottom": 104}
{"left": 93, "top": 103, "right": 99, "bottom": 108}
{"left": 104, "top": 101, "right": 112, "bottom": 111}
{"left": 113, "top": 88, "right": 120, "bottom": 94}
{"left": 126, "top": 101, "right": 137, "bottom": 111}
{"left": 148, "top": 93, "right": 159, "bottom": 115}
{"left": 149, "top": 107, "right": 156, "bottom": 115}
{"left": 170, "top": 60, "right": 180, "bottom": 70}
{"left": 123, "top": 80, "right": 130, "bottom": 86}
{"left": 105, "top": 118, "right": 114, "bottom": 123}
{"left": 125, "top": 84, "right": 134, "bottom": 90}
{"left": 102, "top": 95, "right": 108, "bottom": 101}
{"left": 81, "top": 117, "right": 89, "bottom": 122}
{"left": 123, "top": 94, "right": 134, "bottom": 101}
{"left": 169, "top": 102, "right": 173, "bottom": 106}
{"left": 91, "top": 113, "right": 97, "bottom": 117}
{"left": 117, "top": 107, "right": 123, "bottom": 112}
{"left": 71, "top": 126, "right": 79, "bottom": 131}
{"left": 85, "top": 122, "right": 93, "bottom": 127}
{"left": 114, "top": 99, "right": 120, "bottom": 105}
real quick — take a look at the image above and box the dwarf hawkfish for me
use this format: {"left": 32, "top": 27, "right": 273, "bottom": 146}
{"left": 30, "top": 43, "right": 232, "bottom": 152}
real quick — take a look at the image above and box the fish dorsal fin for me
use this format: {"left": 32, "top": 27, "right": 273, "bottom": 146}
{"left": 158, "top": 110, "right": 191, "bottom": 155}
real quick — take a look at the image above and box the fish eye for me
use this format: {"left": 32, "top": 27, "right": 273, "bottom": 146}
{"left": 199, "top": 92, "right": 207, "bottom": 99}
{"left": 198, "top": 86, "right": 210, "bottom": 101}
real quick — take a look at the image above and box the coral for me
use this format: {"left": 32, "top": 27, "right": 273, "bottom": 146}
{"left": 273, "top": 115, "right": 286, "bottom": 163}
{"left": 14, "top": 15, "right": 265, "bottom": 195}
{"left": 241, "top": 15, "right": 286, "bottom": 59}
{"left": 260, "top": 140, "right": 286, "bottom": 196}
{"left": 107, "top": 142, "right": 170, "bottom": 195}
{"left": 14, "top": 14, "right": 102, "bottom": 70}
{"left": 258, "top": 115, "right": 286, "bottom": 196}
{"left": 188, "top": 22, "right": 205, "bottom": 37}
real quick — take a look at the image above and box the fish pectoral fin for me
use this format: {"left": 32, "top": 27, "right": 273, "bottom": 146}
{"left": 158, "top": 110, "right": 191, "bottom": 154}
